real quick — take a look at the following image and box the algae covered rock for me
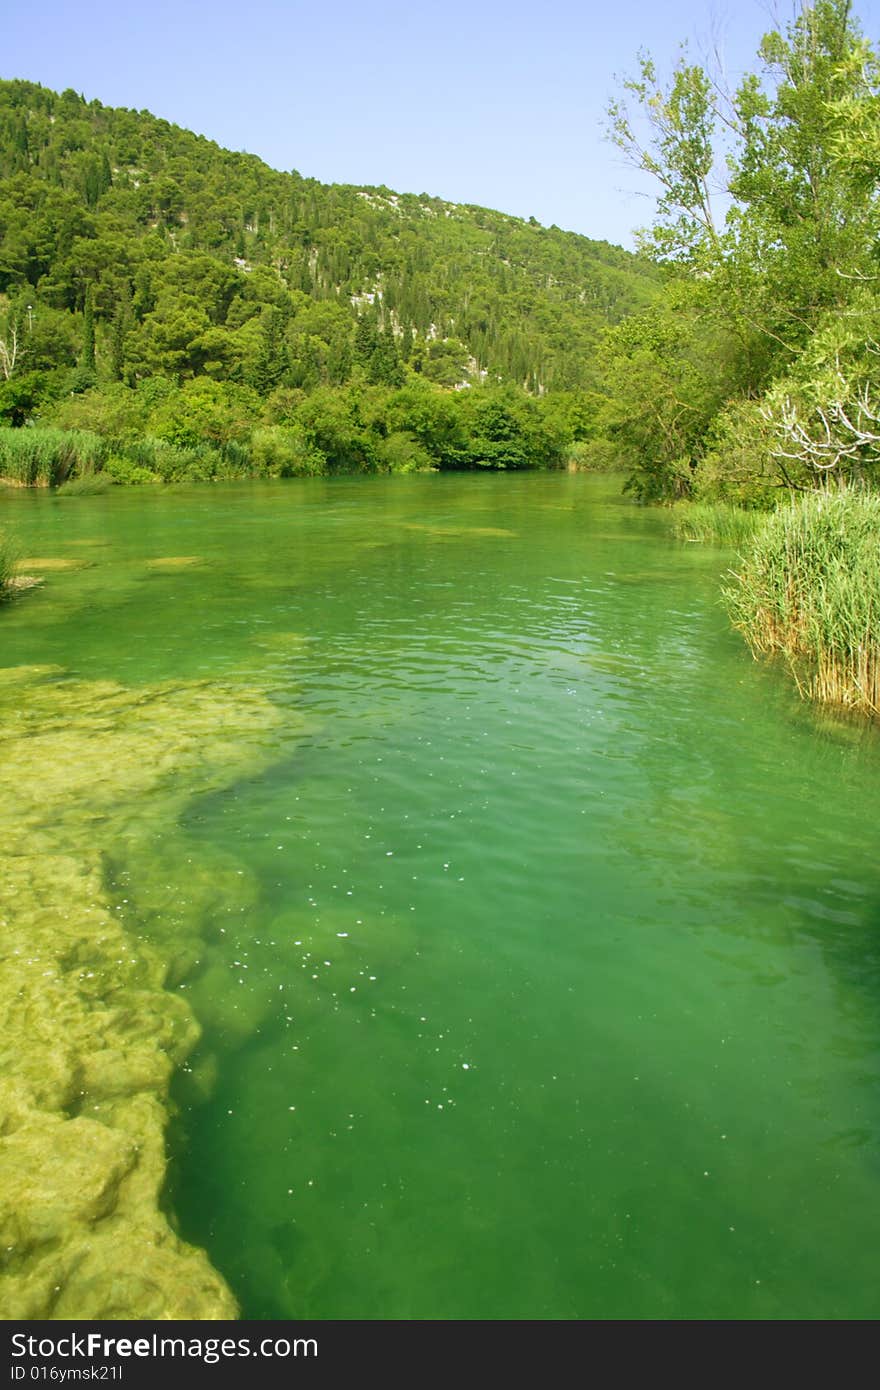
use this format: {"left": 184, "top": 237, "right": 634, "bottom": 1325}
{"left": 0, "top": 669, "right": 291, "bottom": 1319}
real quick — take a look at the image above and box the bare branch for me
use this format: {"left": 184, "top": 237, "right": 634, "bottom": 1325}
{"left": 0, "top": 323, "right": 19, "bottom": 380}
{"left": 761, "top": 372, "right": 880, "bottom": 475}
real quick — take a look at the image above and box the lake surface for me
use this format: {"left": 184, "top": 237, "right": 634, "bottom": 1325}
{"left": 4, "top": 472, "right": 880, "bottom": 1319}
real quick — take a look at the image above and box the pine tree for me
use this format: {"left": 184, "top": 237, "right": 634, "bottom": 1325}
{"left": 82, "top": 286, "right": 96, "bottom": 373}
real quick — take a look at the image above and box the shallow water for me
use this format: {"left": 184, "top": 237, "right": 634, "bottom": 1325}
{"left": 4, "top": 473, "right": 880, "bottom": 1319}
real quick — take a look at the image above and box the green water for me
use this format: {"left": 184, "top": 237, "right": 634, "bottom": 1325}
{"left": 4, "top": 473, "right": 880, "bottom": 1320}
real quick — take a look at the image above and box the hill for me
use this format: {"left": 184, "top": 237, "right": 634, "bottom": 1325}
{"left": 0, "top": 79, "right": 658, "bottom": 396}
{"left": 0, "top": 80, "right": 663, "bottom": 481}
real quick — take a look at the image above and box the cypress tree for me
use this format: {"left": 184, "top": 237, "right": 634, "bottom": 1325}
{"left": 110, "top": 284, "right": 131, "bottom": 381}
{"left": 70, "top": 284, "right": 97, "bottom": 392}
{"left": 327, "top": 332, "right": 353, "bottom": 385}
{"left": 249, "top": 306, "right": 288, "bottom": 394}
{"left": 367, "top": 323, "right": 404, "bottom": 386}
{"left": 12, "top": 116, "right": 28, "bottom": 171}
{"left": 81, "top": 284, "right": 96, "bottom": 373}
{"left": 353, "top": 315, "right": 379, "bottom": 365}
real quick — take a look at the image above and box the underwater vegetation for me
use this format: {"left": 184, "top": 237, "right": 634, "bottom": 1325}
{"left": 0, "top": 529, "right": 16, "bottom": 595}
{"left": 0, "top": 664, "right": 298, "bottom": 1318}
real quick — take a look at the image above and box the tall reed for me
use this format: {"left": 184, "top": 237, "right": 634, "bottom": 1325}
{"left": 0, "top": 428, "right": 106, "bottom": 486}
{"left": 723, "top": 489, "right": 880, "bottom": 717}
{"left": 672, "top": 502, "right": 765, "bottom": 548}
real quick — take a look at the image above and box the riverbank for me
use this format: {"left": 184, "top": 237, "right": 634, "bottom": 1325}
{"left": 0, "top": 666, "right": 291, "bottom": 1318}
{"left": 0, "top": 376, "right": 572, "bottom": 488}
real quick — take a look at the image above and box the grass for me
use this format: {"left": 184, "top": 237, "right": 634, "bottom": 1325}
{"left": 723, "top": 488, "right": 880, "bottom": 718}
{"left": 672, "top": 502, "right": 766, "bottom": 548}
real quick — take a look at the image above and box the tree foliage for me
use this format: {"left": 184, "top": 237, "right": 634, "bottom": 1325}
{"left": 603, "top": 0, "right": 880, "bottom": 500}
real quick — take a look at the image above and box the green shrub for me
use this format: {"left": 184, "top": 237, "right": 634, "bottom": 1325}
{"left": 376, "top": 431, "right": 434, "bottom": 474}
{"left": 118, "top": 436, "right": 220, "bottom": 482}
{"left": 564, "top": 438, "right": 623, "bottom": 472}
{"left": 217, "top": 441, "right": 253, "bottom": 478}
{"left": 724, "top": 488, "right": 880, "bottom": 717}
{"left": 248, "top": 426, "right": 326, "bottom": 477}
{"left": 692, "top": 400, "right": 783, "bottom": 509}
{"left": 103, "top": 454, "right": 160, "bottom": 485}
{"left": 151, "top": 443, "right": 218, "bottom": 483}
{"left": 46, "top": 383, "right": 149, "bottom": 438}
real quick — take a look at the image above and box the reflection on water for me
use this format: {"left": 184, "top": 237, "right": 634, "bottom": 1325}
{"left": 3, "top": 474, "right": 880, "bottom": 1319}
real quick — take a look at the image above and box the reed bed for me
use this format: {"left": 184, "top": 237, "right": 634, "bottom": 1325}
{"left": 723, "top": 489, "right": 880, "bottom": 717}
{"left": 0, "top": 428, "right": 106, "bottom": 486}
{"left": 672, "top": 502, "right": 765, "bottom": 548}
{"left": 0, "top": 429, "right": 257, "bottom": 487}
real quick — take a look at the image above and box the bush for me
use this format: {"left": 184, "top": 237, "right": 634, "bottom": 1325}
{"left": 151, "top": 443, "right": 219, "bottom": 482}
{"left": 724, "top": 488, "right": 880, "bottom": 717}
{"left": 692, "top": 400, "right": 783, "bottom": 508}
{"left": 376, "top": 431, "right": 434, "bottom": 474}
{"left": 148, "top": 378, "right": 259, "bottom": 449}
{"left": 218, "top": 440, "right": 253, "bottom": 478}
{"left": 249, "top": 426, "right": 327, "bottom": 477}
{"left": 46, "top": 383, "right": 149, "bottom": 438}
{"left": 117, "top": 436, "right": 221, "bottom": 482}
{"left": 564, "top": 438, "right": 622, "bottom": 472}
{"left": 103, "top": 454, "right": 160, "bottom": 485}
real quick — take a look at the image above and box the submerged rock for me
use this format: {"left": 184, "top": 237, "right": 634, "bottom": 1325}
{"left": 18, "top": 557, "right": 92, "bottom": 571}
{"left": 0, "top": 671, "right": 290, "bottom": 1319}
{"left": 144, "top": 556, "right": 204, "bottom": 570}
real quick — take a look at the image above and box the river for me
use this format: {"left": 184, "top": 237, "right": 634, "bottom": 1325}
{"left": 3, "top": 472, "right": 880, "bottom": 1319}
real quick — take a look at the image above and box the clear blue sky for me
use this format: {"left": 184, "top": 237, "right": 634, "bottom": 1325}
{"left": 3, "top": 1, "right": 880, "bottom": 248}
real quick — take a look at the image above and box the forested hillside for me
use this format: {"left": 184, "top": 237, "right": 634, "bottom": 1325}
{"left": 0, "top": 77, "right": 659, "bottom": 471}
